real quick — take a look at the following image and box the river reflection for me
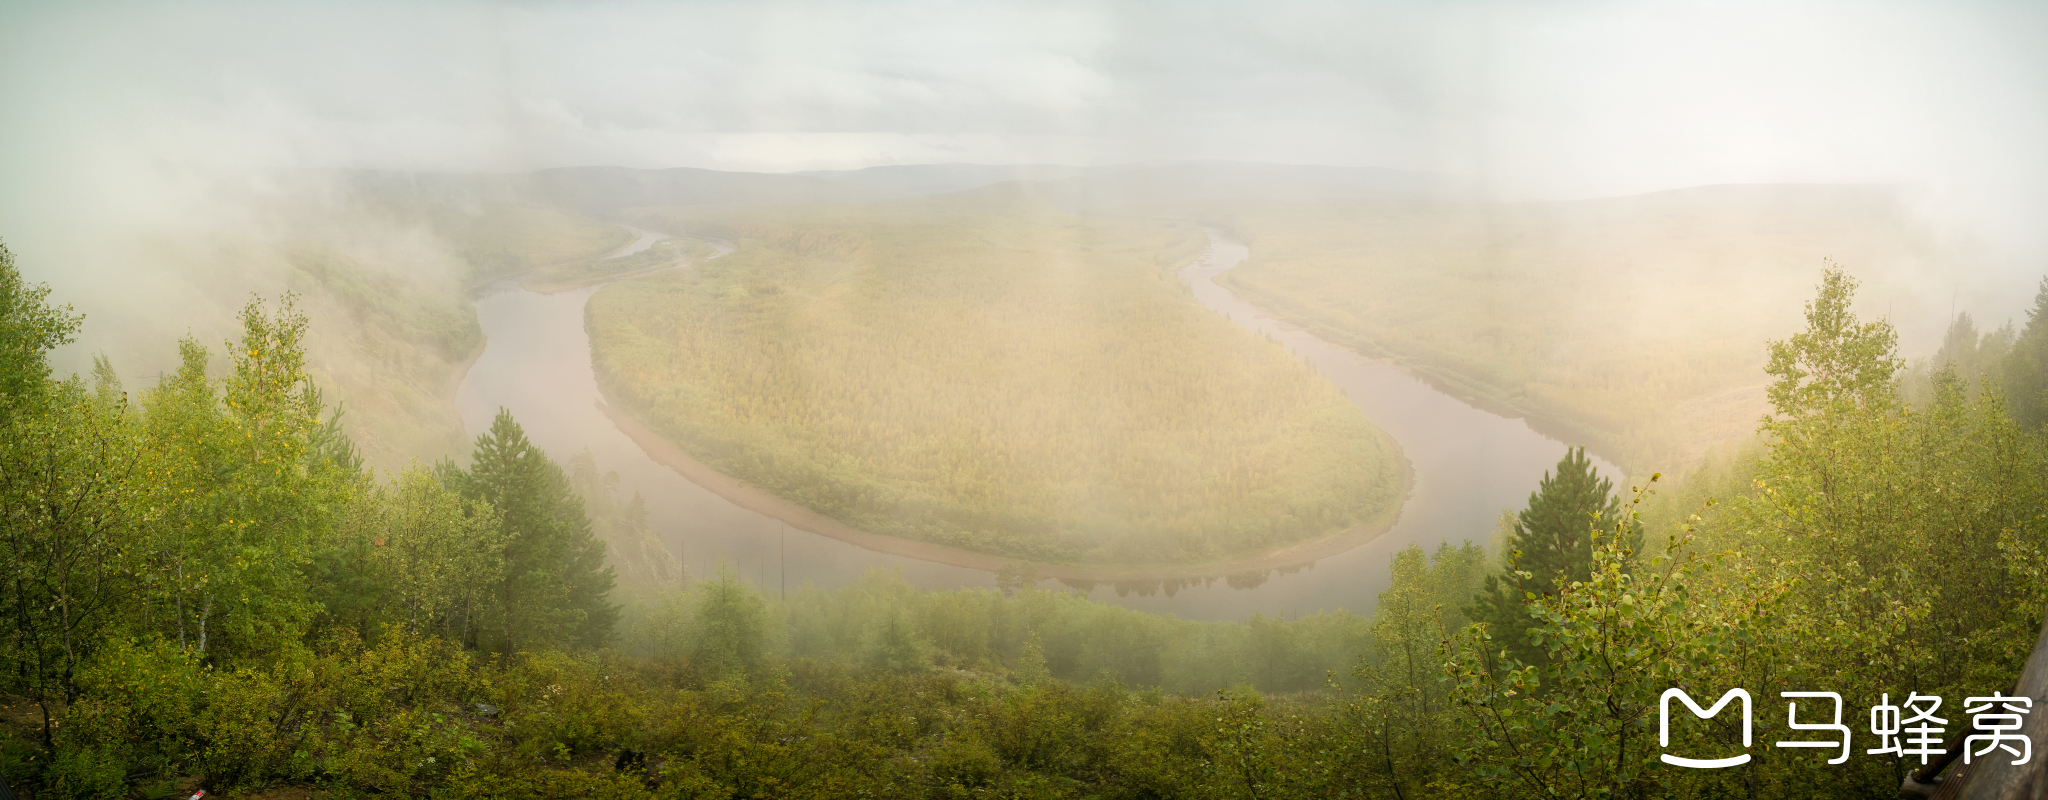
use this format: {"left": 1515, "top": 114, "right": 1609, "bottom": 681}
{"left": 455, "top": 225, "right": 1619, "bottom": 621}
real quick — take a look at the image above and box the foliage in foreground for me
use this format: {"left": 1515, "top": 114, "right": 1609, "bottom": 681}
{"left": 1440, "top": 266, "right": 2048, "bottom": 800}
{"left": 4, "top": 236, "right": 2048, "bottom": 799}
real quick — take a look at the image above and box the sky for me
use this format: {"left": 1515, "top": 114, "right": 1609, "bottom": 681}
{"left": 0, "top": 0, "right": 2041, "bottom": 618}
{"left": 2, "top": 0, "right": 2046, "bottom": 289}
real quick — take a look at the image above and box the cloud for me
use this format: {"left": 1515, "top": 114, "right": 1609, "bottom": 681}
{"left": 2, "top": 0, "right": 2045, "bottom": 273}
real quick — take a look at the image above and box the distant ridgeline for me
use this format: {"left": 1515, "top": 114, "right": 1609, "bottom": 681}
{"left": 85, "top": 161, "right": 1446, "bottom": 468}
{"left": 70, "top": 164, "right": 1965, "bottom": 560}
{"left": 586, "top": 194, "right": 1407, "bottom": 565}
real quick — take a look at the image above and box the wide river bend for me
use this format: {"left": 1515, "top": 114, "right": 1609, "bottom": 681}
{"left": 455, "top": 225, "right": 1619, "bottom": 621}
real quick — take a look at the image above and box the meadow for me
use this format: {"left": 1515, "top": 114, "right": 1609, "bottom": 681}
{"left": 7, "top": 212, "right": 2048, "bottom": 799}
{"left": 1211, "top": 184, "right": 1949, "bottom": 471}
{"left": 585, "top": 194, "right": 1408, "bottom": 565}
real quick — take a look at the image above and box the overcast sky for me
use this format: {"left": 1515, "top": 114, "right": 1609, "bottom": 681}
{"left": 3, "top": 0, "right": 2046, "bottom": 262}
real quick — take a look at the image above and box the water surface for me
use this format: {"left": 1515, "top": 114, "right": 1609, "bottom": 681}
{"left": 455, "top": 225, "right": 1620, "bottom": 620}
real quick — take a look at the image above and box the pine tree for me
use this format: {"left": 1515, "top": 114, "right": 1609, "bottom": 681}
{"left": 1469, "top": 446, "right": 1630, "bottom": 667}
{"left": 1014, "top": 632, "right": 1050, "bottom": 686}
{"left": 2005, "top": 278, "right": 2048, "bottom": 430}
{"left": 446, "top": 408, "right": 618, "bottom": 651}
{"left": 1935, "top": 311, "right": 1982, "bottom": 384}
{"left": 690, "top": 565, "right": 767, "bottom": 678}
{"left": 1907, "top": 312, "right": 2016, "bottom": 407}
{"left": 863, "top": 607, "right": 928, "bottom": 672}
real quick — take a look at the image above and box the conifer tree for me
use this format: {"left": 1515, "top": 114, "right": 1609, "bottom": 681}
{"left": 863, "top": 607, "right": 928, "bottom": 672}
{"left": 1468, "top": 446, "right": 1629, "bottom": 667}
{"left": 445, "top": 408, "right": 618, "bottom": 651}
{"left": 2005, "top": 278, "right": 2048, "bottom": 430}
{"left": 1014, "top": 632, "right": 1050, "bottom": 686}
{"left": 690, "top": 565, "right": 767, "bottom": 677}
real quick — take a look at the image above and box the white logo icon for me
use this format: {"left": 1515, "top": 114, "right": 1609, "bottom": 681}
{"left": 1660, "top": 688, "right": 1753, "bottom": 768}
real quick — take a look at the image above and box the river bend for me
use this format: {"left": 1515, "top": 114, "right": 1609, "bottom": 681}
{"left": 455, "top": 225, "right": 1620, "bottom": 621}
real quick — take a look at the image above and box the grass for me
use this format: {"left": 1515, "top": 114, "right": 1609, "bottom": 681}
{"left": 586, "top": 194, "right": 1407, "bottom": 565}
{"left": 1207, "top": 185, "right": 1946, "bottom": 472}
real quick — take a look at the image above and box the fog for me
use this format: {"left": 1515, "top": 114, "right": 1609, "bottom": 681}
{"left": 13, "top": 5, "right": 2048, "bottom": 788}
{"left": 7, "top": 7, "right": 2046, "bottom": 180}
{"left": 0, "top": 2, "right": 2041, "bottom": 327}
{"left": 2, "top": 0, "right": 2046, "bottom": 454}
{"left": 0, "top": 0, "right": 2034, "bottom": 424}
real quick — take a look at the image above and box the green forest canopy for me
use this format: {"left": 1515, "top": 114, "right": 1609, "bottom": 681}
{"left": 84, "top": 195, "right": 634, "bottom": 469}
{"left": 8, "top": 230, "right": 2048, "bottom": 798}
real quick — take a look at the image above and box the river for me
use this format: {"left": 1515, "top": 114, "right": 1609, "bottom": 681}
{"left": 455, "top": 224, "right": 1621, "bottom": 621}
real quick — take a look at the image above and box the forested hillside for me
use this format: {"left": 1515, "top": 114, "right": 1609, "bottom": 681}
{"left": 7, "top": 232, "right": 2048, "bottom": 798}
{"left": 589, "top": 197, "right": 1408, "bottom": 565}
{"left": 61, "top": 187, "right": 633, "bottom": 469}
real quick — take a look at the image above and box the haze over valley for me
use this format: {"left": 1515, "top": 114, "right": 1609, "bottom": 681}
{"left": 5, "top": 2, "right": 2048, "bottom": 797}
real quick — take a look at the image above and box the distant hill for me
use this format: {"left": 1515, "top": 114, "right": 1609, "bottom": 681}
{"left": 1009, "top": 161, "right": 1463, "bottom": 214}
{"left": 340, "top": 166, "right": 908, "bottom": 216}
{"left": 793, "top": 162, "right": 1118, "bottom": 195}
{"left": 338, "top": 160, "right": 1463, "bottom": 218}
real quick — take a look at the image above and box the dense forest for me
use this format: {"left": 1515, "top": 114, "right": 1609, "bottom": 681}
{"left": 7, "top": 220, "right": 2048, "bottom": 798}
{"left": 587, "top": 199, "right": 1406, "bottom": 565}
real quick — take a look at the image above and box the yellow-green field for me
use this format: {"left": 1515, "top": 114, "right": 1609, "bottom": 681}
{"left": 587, "top": 195, "right": 1407, "bottom": 564}
{"left": 1210, "top": 185, "right": 1946, "bottom": 471}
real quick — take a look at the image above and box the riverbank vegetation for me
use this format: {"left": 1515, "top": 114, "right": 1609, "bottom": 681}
{"left": 7, "top": 230, "right": 2048, "bottom": 799}
{"left": 343, "top": 191, "right": 635, "bottom": 289}
{"left": 587, "top": 197, "right": 1407, "bottom": 564}
{"left": 71, "top": 187, "right": 632, "bottom": 469}
{"left": 262, "top": 194, "right": 627, "bottom": 464}
{"left": 1211, "top": 184, "right": 1950, "bottom": 473}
